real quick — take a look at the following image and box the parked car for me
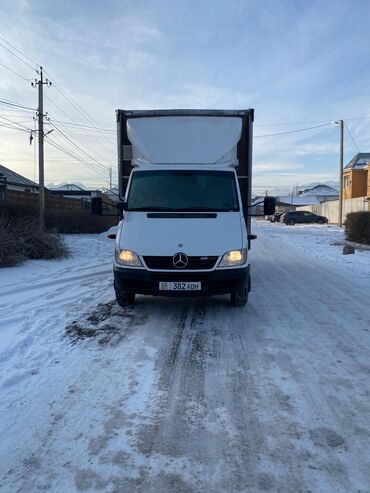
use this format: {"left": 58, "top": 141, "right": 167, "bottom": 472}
{"left": 281, "top": 211, "right": 328, "bottom": 225}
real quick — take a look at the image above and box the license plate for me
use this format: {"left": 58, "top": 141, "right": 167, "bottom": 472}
{"left": 159, "top": 281, "right": 201, "bottom": 291}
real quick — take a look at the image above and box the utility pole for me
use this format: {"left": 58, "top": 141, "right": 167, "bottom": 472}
{"left": 338, "top": 119, "right": 344, "bottom": 227}
{"left": 32, "top": 67, "right": 51, "bottom": 230}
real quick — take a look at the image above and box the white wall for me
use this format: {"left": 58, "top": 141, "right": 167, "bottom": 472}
{"left": 297, "top": 197, "right": 369, "bottom": 224}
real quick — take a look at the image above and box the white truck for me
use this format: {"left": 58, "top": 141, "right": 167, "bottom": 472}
{"left": 93, "top": 110, "right": 274, "bottom": 306}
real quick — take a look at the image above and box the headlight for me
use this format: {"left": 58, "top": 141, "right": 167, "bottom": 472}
{"left": 218, "top": 248, "right": 247, "bottom": 268}
{"left": 115, "top": 248, "right": 143, "bottom": 267}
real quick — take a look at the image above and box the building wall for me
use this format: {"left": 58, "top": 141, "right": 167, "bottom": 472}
{"left": 297, "top": 197, "right": 369, "bottom": 224}
{"left": 343, "top": 171, "right": 351, "bottom": 199}
{"left": 343, "top": 169, "right": 368, "bottom": 199}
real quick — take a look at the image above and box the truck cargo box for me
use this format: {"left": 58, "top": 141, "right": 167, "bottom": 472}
{"left": 116, "top": 109, "right": 254, "bottom": 231}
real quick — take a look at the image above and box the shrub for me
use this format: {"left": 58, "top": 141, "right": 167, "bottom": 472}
{"left": 18, "top": 218, "right": 68, "bottom": 260}
{"left": 345, "top": 211, "right": 370, "bottom": 245}
{"left": 0, "top": 222, "right": 23, "bottom": 266}
{"left": 0, "top": 206, "right": 68, "bottom": 267}
{"left": 0, "top": 202, "right": 37, "bottom": 223}
{"left": 0, "top": 201, "right": 117, "bottom": 267}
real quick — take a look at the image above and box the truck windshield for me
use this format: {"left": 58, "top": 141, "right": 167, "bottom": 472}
{"left": 126, "top": 170, "right": 239, "bottom": 212}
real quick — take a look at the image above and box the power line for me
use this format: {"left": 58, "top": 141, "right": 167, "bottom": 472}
{"left": 255, "top": 114, "right": 370, "bottom": 132}
{"left": 44, "top": 94, "right": 80, "bottom": 124}
{"left": 0, "top": 122, "right": 29, "bottom": 133}
{"left": 0, "top": 116, "right": 33, "bottom": 126}
{"left": 50, "top": 119, "right": 115, "bottom": 133}
{"left": 47, "top": 133, "right": 110, "bottom": 176}
{"left": 46, "top": 134, "right": 108, "bottom": 176}
{"left": 255, "top": 118, "right": 332, "bottom": 127}
{"left": 46, "top": 77, "right": 98, "bottom": 126}
{"left": 0, "top": 109, "right": 35, "bottom": 117}
{"left": 344, "top": 123, "right": 361, "bottom": 153}
{"left": 254, "top": 122, "right": 333, "bottom": 138}
{"left": 256, "top": 114, "right": 370, "bottom": 127}
{"left": 0, "top": 39, "right": 37, "bottom": 72}
{"left": 46, "top": 138, "right": 110, "bottom": 179}
{"left": 0, "top": 114, "right": 33, "bottom": 130}
{"left": 43, "top": 96, "right": 116, "bottom": 156}
{"left": 46, "top": 115, "right": 116, "bottom": 156}
{"left": 0, "top": 59, "right": 32, "bottom": 81}
{"left": 0, "top": 98, "right": 36, "bottom": 111}
{"left": 342, "top": 115, "right": 370, "bottom": 122}
{"left": 44, "top": 69, "right": 116, "bottom": 146}
{"left": 0, "top": 157, "right": 117, "bottom": 162}
{"left": 47, "top": 119, "right": 112, "bottom": 172}
{"left": 0, "top": 32, "right": 370, "bottom": 135}
{"left": 0, "top": 36, "right": 114, "bottom": 143}
{"left": 0, "top": 35, "right": 39, "bottom": 69}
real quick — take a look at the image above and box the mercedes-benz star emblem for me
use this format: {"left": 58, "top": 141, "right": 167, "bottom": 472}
{"left": 173, "top": 252, "right": 188, "bottom": 269}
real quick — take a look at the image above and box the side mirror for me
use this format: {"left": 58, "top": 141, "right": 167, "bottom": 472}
{"left": 263, "top": 196, "right": 276, "bottom": 216}
{"left": 91, "top": 197, "right": 102, "bottom": 215}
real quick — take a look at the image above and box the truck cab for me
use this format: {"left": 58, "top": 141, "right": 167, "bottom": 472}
{"left": 107, "top": 110, "right": 273, "bottom": 307}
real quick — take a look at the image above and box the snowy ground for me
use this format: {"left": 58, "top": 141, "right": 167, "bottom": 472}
{"left": 0, "top": 222, "right": 370, "bottom": 493}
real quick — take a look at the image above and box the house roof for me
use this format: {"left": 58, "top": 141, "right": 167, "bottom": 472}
{"left": 0, "top": 164, "right": 38, "bottom": 188}
{"left": 49, "top": 183, "right": 85, "bottom": 191}
{"left": 344, "top": 153, "right": 370, "bottom": 170}
{"left": 301, "top": 184, "right": 338, "bottom": 196}
{"left": 277, "top": 195, "right": 320, "bottom": 206}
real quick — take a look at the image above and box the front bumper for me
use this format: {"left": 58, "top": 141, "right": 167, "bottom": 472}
{"left": 113, "top": 265, "right": 250, "bottom": 297}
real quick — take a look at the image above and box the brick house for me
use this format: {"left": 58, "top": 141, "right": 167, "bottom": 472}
{"left": 343, "top": 153, "right": 370, "bottom": 199}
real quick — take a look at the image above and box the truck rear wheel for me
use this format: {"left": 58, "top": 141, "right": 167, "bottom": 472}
{"left": 230, "top": 280, "right": 248, "bottom": 307}
{"left": 114, "top": 282, "right": 135, "bottom": 307}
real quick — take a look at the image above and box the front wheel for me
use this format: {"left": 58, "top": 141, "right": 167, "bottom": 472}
{"left": 115, "top": 282, "right": 135, "bottom": 307}
{"left": 230, "top": 280, "right": 248, "bottom": 307}
{"left": 317, "top": 218, "right": 325, "bottom": 224}
{"left": 288, "top": 219, "right": 295, "bottom": 226}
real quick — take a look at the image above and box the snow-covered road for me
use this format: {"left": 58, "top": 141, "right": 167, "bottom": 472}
{"left": 1, "top": 223, "right": 370, "bottom": 493}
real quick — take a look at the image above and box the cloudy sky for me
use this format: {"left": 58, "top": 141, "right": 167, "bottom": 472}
{"left": 1, "top": 0, "right": 370, "bottom": 193}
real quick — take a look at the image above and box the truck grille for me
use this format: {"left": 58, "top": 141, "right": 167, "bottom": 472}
{"left": 143, "top": 256, "right": 218, "bottom": 270}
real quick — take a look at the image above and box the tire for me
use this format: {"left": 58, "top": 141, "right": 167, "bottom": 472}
{"left": 114, "top": 282, "right": 136, "bottom": 307}
{"left": 288, "top": 219, "right": 295, "bottom": 226}
{"left": 231, "top": 280, "right": 248, "bottom": 307}
{"left": 317, "top": 218, "right": 325, "bottom": 224}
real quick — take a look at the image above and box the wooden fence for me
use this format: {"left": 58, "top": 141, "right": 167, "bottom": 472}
{"left": 3, "top": 190, "right": 90, "bottom": 210}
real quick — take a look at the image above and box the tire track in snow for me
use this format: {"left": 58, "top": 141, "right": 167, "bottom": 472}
{"left": 250, "top": 231, "right": 370, "bottom": 492}
{"left": 2, "top": 225, "right": 370, "bottom": 492}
